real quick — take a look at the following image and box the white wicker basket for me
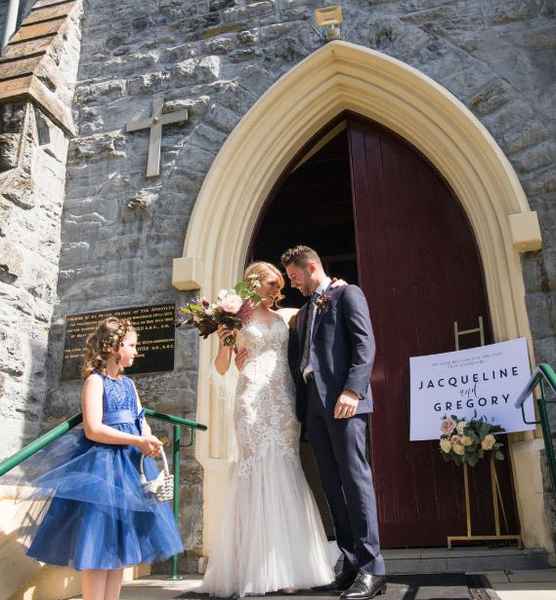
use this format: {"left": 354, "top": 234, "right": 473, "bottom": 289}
{"left": 139, "top": 446, "right": 174, "bottom": 502}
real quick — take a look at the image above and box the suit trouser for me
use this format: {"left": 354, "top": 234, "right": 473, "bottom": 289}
{"left": 304, "top": 377, "right": 385, "bottom": 576}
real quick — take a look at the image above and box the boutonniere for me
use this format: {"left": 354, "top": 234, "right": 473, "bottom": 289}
{"left": 314, "top": 292, "right": 331, "bottom": 314}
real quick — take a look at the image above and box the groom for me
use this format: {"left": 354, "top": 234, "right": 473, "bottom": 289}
{"left": 281, "top": 245, "right": 386, "bottom": 600}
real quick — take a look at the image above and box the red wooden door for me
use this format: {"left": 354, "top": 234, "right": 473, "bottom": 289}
{"left": 347, "top": 116, "right": 518, "bottom": 547}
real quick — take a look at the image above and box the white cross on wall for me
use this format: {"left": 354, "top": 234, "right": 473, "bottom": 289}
{"left": 126, "top": 95, "right": 188, "bottom": 178}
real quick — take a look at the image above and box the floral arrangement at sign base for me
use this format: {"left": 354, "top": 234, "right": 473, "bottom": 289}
{"left": 178, "top": 275, "right": 261, "bottom": 348}
{"left": 439, "top": 414, "right": 505, "bottom": 467}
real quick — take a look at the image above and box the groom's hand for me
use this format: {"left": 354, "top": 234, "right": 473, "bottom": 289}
{"left": 334, "top": 390, "right": 359, "bottom": 419}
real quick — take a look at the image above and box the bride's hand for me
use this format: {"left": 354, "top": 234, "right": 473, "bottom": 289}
{"left": 331, "top": 277, "right": 348, "bottom": 288}
{"left": 216, "top": 325, "right": 236, "bottom": 346}
{"left": 235, "top": 347, "right": 249, "bottom": 371}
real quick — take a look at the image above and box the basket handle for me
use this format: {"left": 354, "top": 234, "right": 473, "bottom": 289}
{"left": 139, "top": 444, "right": 170, "bottom": 482}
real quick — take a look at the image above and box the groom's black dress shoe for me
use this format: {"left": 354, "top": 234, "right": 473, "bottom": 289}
{"left": 312, "top": 570, "right": 358, "bottom": 592}
{"left": 340, "top": 572, "right": 387, "bottom": 600}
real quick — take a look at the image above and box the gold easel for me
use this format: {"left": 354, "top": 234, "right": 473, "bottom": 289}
{"left": 446, "top": 317, "right": 522, "bottom": 548}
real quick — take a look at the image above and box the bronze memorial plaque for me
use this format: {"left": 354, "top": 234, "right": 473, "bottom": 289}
{"left": 62, "top": 304, "right": 175, "bottom": 380}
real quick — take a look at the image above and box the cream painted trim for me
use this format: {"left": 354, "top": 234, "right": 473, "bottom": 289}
{"left": 173, "top": 256, "right": 204, "bottom": 291}
{"left": 173, "top": 41, "right": 548, "bottom": 556}
{"left": 509, "top": 212, "right": 543, "bottom": 252}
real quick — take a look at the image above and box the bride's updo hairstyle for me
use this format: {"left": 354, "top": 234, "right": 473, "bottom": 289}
{"left": 81, "top": 316, "right": 136, "bottom": 379}
{"left": 244, "top": 261, "right": 286, "bottom": 308}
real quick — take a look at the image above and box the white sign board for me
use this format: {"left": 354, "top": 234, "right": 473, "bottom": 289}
{"left": 410, "top": 338, "right": 536, "bottom": 441}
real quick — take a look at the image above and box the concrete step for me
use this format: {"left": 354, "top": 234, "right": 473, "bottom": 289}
{"left": 382, "top": 546, "right": 551, "bottom": 574}
{"left": 484, "top": 570, "right": 556, "bottom": 600}
{"left": 70, "top": 572, "right": 556, "bottom": 600}
{"left": 67, "top": 549, "right": 553, "bottom": 600}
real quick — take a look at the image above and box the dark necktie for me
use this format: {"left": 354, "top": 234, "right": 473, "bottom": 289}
{"left": 300, "top": 293, "right": 317, "bottom": 375}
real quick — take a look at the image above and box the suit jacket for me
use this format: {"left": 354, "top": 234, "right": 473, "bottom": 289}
{"left": 288, "top": 284, "right": 375, "bottom": 422}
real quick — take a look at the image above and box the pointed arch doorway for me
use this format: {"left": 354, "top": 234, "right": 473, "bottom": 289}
{"left": 248, "top": 113, "right": 520, "bottom": 547}
{"left": 173, "top": 41, "right": 548, "bottom": 554}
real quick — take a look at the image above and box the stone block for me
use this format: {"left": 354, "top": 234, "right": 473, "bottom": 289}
{"left": 0, "top": 133, "right": 20, "bottom": 173}
{"left": 369, "top": 16, "right": 432, "bottom": 62}
{"left": 76, "top": 79, "right": 126, "bottom": 104}
{"left": 525, "top": 291, "right": 556, "bottom": 339}
{"left": 522, "top": 168, "right": 556, "bottom": 198}
{"left": 0, "top": 325, "right": 24, "bottom": 377}
{"left": 468, "top": 78, "right": 513, "bottom": 116}
{"left": 502, "top": 120, "right": 549, "bottom": 155}
{"left": 205, "top": 103, "right": 241, "bottom": 133}
{"left": 175, "top": 56, "right": 221, "bottom": 82}
{"left": 237, "top": 29, "right": 259, "bottom": 45}
{"left": 223, "top": 2, "right": 275, "bottom": 24}
{"left": 237, "top": 63, "right": 273, "bottom": 97}
{"left": 68, "top": 131, "right": 127, "bottom": 163}
{"left": 0, "top": 240, "right": 24, "bottom": 283}
{"left": 533, "top": 335, "right": 556, "bottom": 367}
{"left": 188, "top": 122, "right": 228, "bottom": 151}
{"left": 511, "top": 142, "right": 556, "bottom": 175}
{"left": 509, "top": 211, "right": 543, "bottom": 252}
{"left": 127, "top": 71, "right": 172, "bottom": 95}
{"left": 482, "top": 99, "right": 537, "bottom": 137}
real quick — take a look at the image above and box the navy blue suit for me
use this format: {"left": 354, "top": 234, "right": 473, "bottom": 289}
{"left": 288, "top": 284, "right": 385, "bottom": 576}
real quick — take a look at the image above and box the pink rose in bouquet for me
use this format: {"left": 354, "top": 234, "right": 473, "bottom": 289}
{"left": 440, "top": 416, "right": 456, "bottom": 435}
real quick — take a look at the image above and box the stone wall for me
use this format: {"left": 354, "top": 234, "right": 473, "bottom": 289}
{"left": 37, "top": 0, "right": 556, "bottom": 569}
{"left": 0, "top": 2, "right": 82, "bottom": 458}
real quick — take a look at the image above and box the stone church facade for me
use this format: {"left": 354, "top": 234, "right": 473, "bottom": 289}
{"left": 1, "top": 0, "right": 555, "bottom": 576}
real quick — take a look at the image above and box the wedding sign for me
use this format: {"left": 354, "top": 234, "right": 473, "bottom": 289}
{"left": 410, "top": 338, "right": 536, "bottom": 441}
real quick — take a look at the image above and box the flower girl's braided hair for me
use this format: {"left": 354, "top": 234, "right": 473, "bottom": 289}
{"left": 81, "top": 317, "right": 135, "bottom": 379}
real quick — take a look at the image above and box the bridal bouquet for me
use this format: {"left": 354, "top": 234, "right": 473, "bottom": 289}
{"left": 439, "top": 414, "right": 505, "bottom": 467}
{"left": 178, "top": 275, "right": 261, "bottom": 347}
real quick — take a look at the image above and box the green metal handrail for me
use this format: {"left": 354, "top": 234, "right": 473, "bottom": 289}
{"left": 515, "top": 363, "right": 556, "bottom": 494}
{"left": 0, "top": 407, "right": 207, "bottom": 580}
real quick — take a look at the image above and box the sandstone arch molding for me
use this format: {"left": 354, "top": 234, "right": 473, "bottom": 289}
{"left": 172, "top": 41, "right": 546, "bottom": 554}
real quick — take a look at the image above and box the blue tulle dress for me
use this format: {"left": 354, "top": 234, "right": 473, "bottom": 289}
{"left": 15, "top": 372, "right": 183, "bottom": 571}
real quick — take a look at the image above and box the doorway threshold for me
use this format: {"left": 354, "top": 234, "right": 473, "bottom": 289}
{"left": 383, "top": 546, "right": 550, "bottom": 574}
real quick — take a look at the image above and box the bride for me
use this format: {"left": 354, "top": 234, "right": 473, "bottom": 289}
{"left": 198, "top": 261, "right": 337, "bottom": 597}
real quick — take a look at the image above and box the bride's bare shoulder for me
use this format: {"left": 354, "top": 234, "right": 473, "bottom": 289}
{"left": 276, "top": 307, "right": 299, "bottom": 328}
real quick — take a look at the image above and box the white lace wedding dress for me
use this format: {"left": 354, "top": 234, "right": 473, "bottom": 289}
{"left": 199, "top": 311, "right": 334, "bottom": 597}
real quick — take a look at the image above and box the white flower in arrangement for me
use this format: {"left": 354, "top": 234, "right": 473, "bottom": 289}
{"left": 218, "top": 293, "right": 243, "bottom": 315}
{"left": 456, "top": 420, "right": 466, "bottom": 435}
{"left": 440, "top": 438, "right": 452, "bottom": 453}
{"left": 217, "top": 289, "right": 230, "bottom": 302}
{"left": 481, "top": 434, "right": 496, "bottom": 450}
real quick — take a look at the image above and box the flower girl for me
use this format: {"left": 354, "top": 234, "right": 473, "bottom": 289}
{"left": 17, "top": 317, "right": 183, "bottom": 600}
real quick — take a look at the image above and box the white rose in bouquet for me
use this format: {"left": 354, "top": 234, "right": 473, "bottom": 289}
{"left": 440, "top": 438, "right": 452, "bottom": 453}
{"left": 481, "top": 434, "right": 496, "bottom": 450}
{"left": 453, "top": 443, "right": 465, "bottom": 456}
{"left": 218, "top": 293, "right": 243, "bottom": 315}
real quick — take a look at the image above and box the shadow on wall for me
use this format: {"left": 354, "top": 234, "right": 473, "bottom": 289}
{"left": 0, "top": 490, "right": 81, "bottom": 600}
